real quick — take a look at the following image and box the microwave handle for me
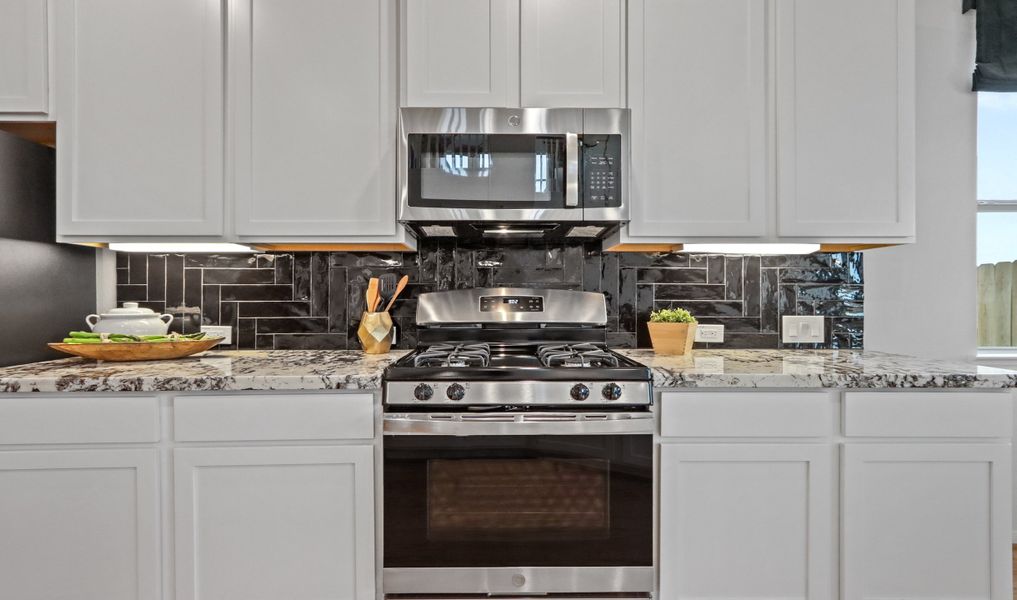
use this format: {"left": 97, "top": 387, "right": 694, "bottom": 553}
{"left": 565, "top": 132, "right": 580, "bottom": 207}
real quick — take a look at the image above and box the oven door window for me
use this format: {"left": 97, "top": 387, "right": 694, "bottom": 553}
{"left": 384, "top": 435, "right": 652, "bottom": 568}
{"left": 407, "top": 134, "right": 568, "bottom": 209}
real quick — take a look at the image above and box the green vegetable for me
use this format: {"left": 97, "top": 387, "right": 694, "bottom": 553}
{"left": 649, "top": 307, "right": 697, "bottom": 324}
{"left": 69, "top": 331, "right": 101, "bottom": 339}
{"left": 59, "top": 331, "right": 210, "bottom": 344}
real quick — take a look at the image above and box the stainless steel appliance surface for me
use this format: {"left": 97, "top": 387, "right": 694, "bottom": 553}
{"left": 382, "top": 288, "right": 653, "bottom": 596}
{"left": 399, "top": 108, "right": 629, "bottom": 241}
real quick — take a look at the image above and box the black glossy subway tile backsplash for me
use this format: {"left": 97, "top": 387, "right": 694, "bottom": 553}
{"left": 115, "top": 240, "right": 863, "bottom": 350}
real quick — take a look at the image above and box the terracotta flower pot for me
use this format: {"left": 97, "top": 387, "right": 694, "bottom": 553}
{"left": 647, "top": 322, "right": 697, "bottom": 355}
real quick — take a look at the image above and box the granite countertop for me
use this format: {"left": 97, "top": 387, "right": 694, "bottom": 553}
{"left": 615, "top": 349, "right": 1017, "bottom": 389}
{"left": 1, "top": 348, "right": 1015, "bottom": 394}
{"left": 0, "top": 350, "right": 410, "bottom": 393}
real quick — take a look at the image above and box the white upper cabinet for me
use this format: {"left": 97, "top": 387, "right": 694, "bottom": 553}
{"left": 54, "top": 0, "right": 224, "bottom": 237}
{"left": 231, "top": 0, "right": 396, "bottom": 237}
{"left": 403, "top": 0, "right": 519, "bottom": 107}
{"left": 520, "top": 0, "right": 624, "bottom": 108}
{"left": 403, "top": 0, "right": 625, "bottom": 108}
{"left": 776, "top": 0, "right": 915, "bottom": 239}
{"left": 627, "top": 0, "right": 767, "bottom": 238}
{"left": 0, "top": 0, "right": 49, "bottom": 115}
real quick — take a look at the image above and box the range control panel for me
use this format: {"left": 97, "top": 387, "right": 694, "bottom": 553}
{"left": 479, "top": 296, "right": 544, "bottom": 313}
{"left": 582, "top": 134, "right": 622, "bottom": 208}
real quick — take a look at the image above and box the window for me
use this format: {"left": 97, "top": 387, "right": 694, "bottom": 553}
{"left": 977, "top": 93, "right": 1017, "bottom": 352}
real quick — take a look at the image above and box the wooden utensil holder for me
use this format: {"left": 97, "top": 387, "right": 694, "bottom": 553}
{"left": 357, "top": 311, "right": 394, "bottom": 354}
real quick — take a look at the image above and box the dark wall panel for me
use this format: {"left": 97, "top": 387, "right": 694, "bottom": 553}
{"left": 115, "top": 243, "right": 863, "bottom": 351}
{"left": 0, "top": 132, "right": 96, "bottom": 367}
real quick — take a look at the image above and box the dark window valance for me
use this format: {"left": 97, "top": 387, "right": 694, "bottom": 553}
{"left": 964, "top": 0, "right": 1017, "bottom": 91}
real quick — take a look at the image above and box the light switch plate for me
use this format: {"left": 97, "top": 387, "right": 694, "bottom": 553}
{"left": 781, "top": 315, "right": 825, "bottom": 344}
{"left": 200, "top": 325, "right": 232, "bottom": 345}
{"left": 695, "top": 324, "right": 724, "bottom": 343}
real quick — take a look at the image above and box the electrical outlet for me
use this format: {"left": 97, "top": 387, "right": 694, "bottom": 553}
{"left": 781, "top": 316, "right": 825, "bottom": 344}
{"left": 200, "top": 325, "right": 232, "bottom": 345}
{"left": 694, "top": 324, "right": 725, "bottom": 343}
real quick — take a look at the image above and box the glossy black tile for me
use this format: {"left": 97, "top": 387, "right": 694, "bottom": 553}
{"left": 200, "top": 268, "right": 275, "bottom": 285}
{"left": 636, "top": 268, "right": 707, "bottom": 284}
{"left": 219, "top": 285, "right": 293, "bottom": 302}
{"left": 238, "top": 302, "right": 311, "bottom": 318}
{"left": 115, "top": 244, "right": 863, "bottom": 350}
{"left": 256, "top": 317, "right": 329, "bottom": 334}
{"left": 147, "top": 255, "right": 165, "bottom": 302}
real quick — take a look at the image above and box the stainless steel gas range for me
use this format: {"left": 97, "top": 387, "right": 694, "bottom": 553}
{"left": 381, "top": 288, "right": 654, "bottom": 598}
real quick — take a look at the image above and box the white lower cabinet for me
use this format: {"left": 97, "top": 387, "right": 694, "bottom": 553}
{"left": 842, "top": 443, "right": 1011, "bottom": 600}
{"left": 659, "top": 443, "right": 834, "bottom": 600}
{"left": 0, "top": 449, "right": 161, "bottom": 600}
{"left": 173, "top": 445, "right": 376, "bottom": 600}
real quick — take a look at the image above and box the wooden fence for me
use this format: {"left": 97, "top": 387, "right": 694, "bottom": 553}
{"left": 978, "top": 261, "right": 1017, "bottom": 346}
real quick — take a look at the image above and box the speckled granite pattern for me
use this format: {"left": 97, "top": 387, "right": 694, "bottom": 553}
{"left": 615, "top": 349, "right": 1017, "bottom": 389}
{"left": 2, "top": 348, "right": 1015, "bottom": 393}
{"left": 0, "top": 350, "right": 409, "bottom": 393}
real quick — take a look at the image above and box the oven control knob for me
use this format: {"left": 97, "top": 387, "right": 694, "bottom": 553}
{"left": 446, "top": 383, "right": 466, "bottom": 402}
{"left": 602, "top": 383, "right": 623, "bottom": 401}
{"left": 570, "top": 383, "right": 590, "bottom": 401}
{"left": 413, "top": 383, "right": 433, "bottom": 402}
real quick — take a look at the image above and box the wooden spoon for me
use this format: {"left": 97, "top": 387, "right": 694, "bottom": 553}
{"left": 365, "top": 278, "right": 380, "bottom": 313}
{"left": 384, "top": 275, "right": 409, "bottom": 312}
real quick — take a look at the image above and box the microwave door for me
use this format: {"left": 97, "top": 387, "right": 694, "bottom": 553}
{"left": 404, "top": 133, "right": 583, "bottom": 222}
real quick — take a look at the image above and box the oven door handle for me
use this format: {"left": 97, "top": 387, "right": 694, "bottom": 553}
{"left": 383, "top": 411, "right": 654, "bottom": 436}
{"left": 565, "top": 132, "right": 580, "bottom": 207}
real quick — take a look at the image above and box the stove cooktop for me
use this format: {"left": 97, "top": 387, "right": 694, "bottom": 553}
{"left": 386, "top": 342, "right": 650, "bottom": 382}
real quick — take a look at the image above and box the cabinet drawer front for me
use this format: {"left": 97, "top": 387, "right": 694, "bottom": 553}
{"left": 844, "top": 391, "right": 1012, "bottom": 438}
{"left": 0, "top": 395, "right": 159, "bottom": 444}
{"left": 174, "top": 394, "right": 375, "bottom": 442}
{"left": 660, "top": 392, "right": 833, "bottom": 438}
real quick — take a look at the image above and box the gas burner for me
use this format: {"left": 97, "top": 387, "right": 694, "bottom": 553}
{"left": 537, "top": 343, "right": 620, "bottom": 368}
{"left": 413, "top": 343, "right": 492, "bottom": 368}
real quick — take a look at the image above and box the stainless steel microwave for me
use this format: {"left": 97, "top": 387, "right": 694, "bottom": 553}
{"left": 399, "top": 108, "right": 629, "bottom": 240}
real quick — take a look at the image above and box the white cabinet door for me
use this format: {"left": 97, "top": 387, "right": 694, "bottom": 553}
{"left": 174, "top": 445, "right": 376, "bottom": 600}
{"left": 520, "top": 0, "right": 624, "bottom": 108}
{"left": 0, "top": 449, "right": 160, "bottom": 600}
{"left": 54, "top": 0, "right": 224, "bottom": 237}
{"left": 660, "top": 443, "right": 834, "bottom": 600}
{"left": 775, "top": 0, "right": 915, "bottom": 238}
{"left": 231, "top": 0, "right": 396, "bottom": 237}
{"left": 842, "top": 444, "right": 1011, "bottom": 600}
{"left": 0, "top": 0, "right": 48, "bottom": 114}
{"left": 627, "top": 0, "right": 767, "bottom": 238}
{"left": 403, "top": 0, "right": 519, "bottom": 107}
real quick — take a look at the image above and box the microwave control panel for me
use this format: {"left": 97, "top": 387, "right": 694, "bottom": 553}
{"left": 582, "top": 134, "right": 622, "bottom": 208}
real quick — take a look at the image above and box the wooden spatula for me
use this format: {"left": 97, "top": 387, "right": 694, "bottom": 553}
{"left": 385, "top": 275, "right": 409, "bottom": 312}
{"left": 366, "top": 278, "right": 380, "bottom": 313}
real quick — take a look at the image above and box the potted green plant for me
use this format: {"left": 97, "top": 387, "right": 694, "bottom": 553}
{"left": 647, "top": 307, "right": 698, "bottom": 355}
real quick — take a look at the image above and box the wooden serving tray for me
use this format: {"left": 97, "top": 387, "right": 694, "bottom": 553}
{"left": 48, "top": 338, "right": 223, "bottom": 362}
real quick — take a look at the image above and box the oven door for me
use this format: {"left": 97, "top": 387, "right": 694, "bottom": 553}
{"left": 399, "top": 108, "right": 583, "bottom": 222}
{"left": 382, "top": 413, "right": 654, "bottom": 594}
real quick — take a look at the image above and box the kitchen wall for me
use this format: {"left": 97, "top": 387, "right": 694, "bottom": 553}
{"left": 0, "top": 132, "right": 96, "bottom": 367}
{"left": 115, "top": 242, "right": 862, "bottom": 350}
{"left": 866, "top": 0, "right": 977, "bottom": 363}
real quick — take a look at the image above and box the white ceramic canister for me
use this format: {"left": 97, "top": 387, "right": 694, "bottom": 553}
{"left": 85, "top": 302, "right": 174, "bottom": 336}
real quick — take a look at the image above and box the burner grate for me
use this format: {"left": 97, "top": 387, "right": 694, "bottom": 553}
{"left": 413, "top": 343, "right": 492, "bottom": 368}
{"left": 537, "top": 343, "right": 620, "bottom": 368}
